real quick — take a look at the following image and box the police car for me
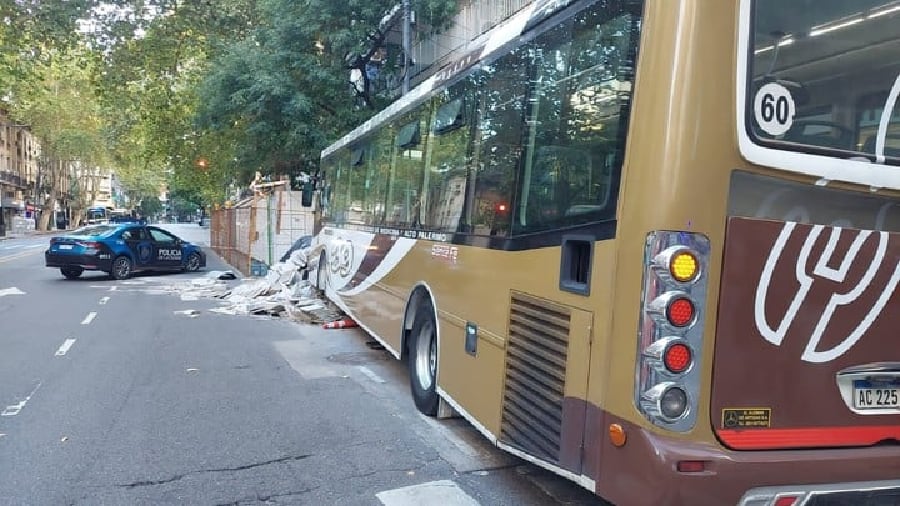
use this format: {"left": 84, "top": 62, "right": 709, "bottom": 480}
{"left": 45, "top": 223, "right": 206, "bottom": 280}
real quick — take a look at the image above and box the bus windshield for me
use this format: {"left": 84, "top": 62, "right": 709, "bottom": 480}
{"left": 747, "top": 0, "right": 900, "bottom": 164}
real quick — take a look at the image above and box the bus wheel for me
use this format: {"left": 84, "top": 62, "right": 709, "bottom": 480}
{"left": 409, "top": 304, "right": 439, "bottom": 416}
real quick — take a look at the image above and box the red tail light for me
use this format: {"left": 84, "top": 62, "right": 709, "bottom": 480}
{"left": 774, "top": 496, "right": 800, "bottom": 506}
{"left": 77, "top": 241, "right": 101, "bottom": 249}
{"left": 666, "top": 298, "right": 695, "bottom": 327}
{"left": 664, "top": 343, "right": 692, "bottom": 373}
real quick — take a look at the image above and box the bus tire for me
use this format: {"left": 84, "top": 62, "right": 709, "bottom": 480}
{"left": 409, "top": 303, "right": 439, "bottom": 416}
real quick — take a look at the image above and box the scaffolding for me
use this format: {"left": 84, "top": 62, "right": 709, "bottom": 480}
{"left": 210, "top": 188, "right": 316, "bottom": 276}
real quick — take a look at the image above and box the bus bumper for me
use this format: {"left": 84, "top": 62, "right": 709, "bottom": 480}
{"left": 594, "top": 412, "right": 900, "bottom": 506}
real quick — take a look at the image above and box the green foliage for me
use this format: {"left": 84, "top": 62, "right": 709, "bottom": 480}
{"left": 4, "top": 0, "right": 460, "bottom": 207}
{"left": 195, "top": 0, "right": 460, "bottom": 189}
{"left": 11, "top": 45, "right": 107, "bottom": 165}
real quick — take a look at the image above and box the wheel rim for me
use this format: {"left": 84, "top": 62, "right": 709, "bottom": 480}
{"left": 188, "top": 254, "right": 200, "bottom": 271}
{"left": 115, "top": 258, "right": 130, "bottom": 278}
{"left": 415, "top": 320, "right": 436, "bottom": 391}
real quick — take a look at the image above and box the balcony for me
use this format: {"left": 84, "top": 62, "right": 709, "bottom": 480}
{"left": 0, "top": 171, "right": 25, "bottom": 188}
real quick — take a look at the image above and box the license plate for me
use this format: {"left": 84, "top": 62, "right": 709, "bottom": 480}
{"left": 58, "top": 244, "right": 73, "bottom": 250}
{"left": 854, "top": 379, "right": 900, "bottom": 410}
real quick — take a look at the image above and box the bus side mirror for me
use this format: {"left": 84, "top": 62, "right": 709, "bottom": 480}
{"left": 301, "top": 181, "right": 314, "bottom": 208}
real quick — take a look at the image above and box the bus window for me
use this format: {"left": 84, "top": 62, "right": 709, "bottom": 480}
{"left": 423, "top": 87, "right": 473, "bottom": 233}
{"left": 387, "top": 115, "right": 427, "bottom": 228}
{"left": 331, "top": 150, "right": 350, "bottom": 224}
{"left": 857, "top": 91, "right": 900, "bottom": 157}
{"left": 516, "top": 8, "right": 638, "bottom": 234}
{"left": 747, "top": 0, "right": 900, "bottom": 164}
{"left": 468, "top": 48, "right": 529, "bottom": 236}
{"left": 348, "top": 146, "right": 367, "bottom": 225}
{"left": 365, "top": 129, "right": 392, "bottom": 226}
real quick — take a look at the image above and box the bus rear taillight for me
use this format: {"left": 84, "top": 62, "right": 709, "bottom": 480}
{"left": 635, "top": 232, "right": 710, "bottom": 431}
{"left": 663, "top": 342, "right": 692, "bottom": 373}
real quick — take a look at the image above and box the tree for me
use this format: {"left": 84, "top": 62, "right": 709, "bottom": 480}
{"left": 10, "top": 45, "right": 110, "bottom": 230}
{"left": 194, "top": 0, "right": 460, "bottom": 192}
{"left": 0, "top": 0, "right": 96, "bottom": 96}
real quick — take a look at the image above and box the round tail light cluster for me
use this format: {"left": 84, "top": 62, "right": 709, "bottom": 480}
{"left": 638, "top": 237, "right": 708, "bottom": 431}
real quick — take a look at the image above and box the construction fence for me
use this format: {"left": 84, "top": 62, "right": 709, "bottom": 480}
{"left": 210, "top": 190, "right": 316, "bottom": 277}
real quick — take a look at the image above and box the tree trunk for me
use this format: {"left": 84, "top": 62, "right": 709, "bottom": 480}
{"left": 70, "top": 206, "right": 83, "bottom": 229}
{"left": 39, "top": 158, "right": 61, "bottom": 231}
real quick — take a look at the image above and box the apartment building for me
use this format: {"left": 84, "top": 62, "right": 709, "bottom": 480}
{"left": 0, "top": 111, "right": 41, "bottom": 235}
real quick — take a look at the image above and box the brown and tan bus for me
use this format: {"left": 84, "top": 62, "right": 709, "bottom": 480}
{"left": 309, "top": 0, "right": 900, "bottom": 504}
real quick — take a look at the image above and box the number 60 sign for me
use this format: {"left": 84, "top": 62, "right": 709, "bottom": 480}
{"left": 754, "top": 82, "right": 796, "bottom": 137}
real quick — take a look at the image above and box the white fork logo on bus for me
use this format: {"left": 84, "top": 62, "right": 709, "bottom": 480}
{"left": 755, "top": 222, "right": 900, "bottom": 363}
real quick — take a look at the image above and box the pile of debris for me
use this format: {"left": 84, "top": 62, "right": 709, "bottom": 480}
{"left": 163, "top": 246, "right": 345, "bottom": 325}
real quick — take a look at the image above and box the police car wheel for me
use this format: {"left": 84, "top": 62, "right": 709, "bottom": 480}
{"left": 185, "top": 252, "right": 202, "bottom": 272}
{"left": 61, "top": 266, "right": 83, "bottom": 279}
{"left": 111, "top": 256, "right": 133, "bottom": 280}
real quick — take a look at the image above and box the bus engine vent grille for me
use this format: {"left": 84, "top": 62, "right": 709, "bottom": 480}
{"left": 500, "top": 291, "right": 571, "bottom": 465}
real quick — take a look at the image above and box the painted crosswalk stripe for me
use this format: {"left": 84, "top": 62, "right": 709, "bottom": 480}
{"left": 376, "top": 480, "right": 480, "bottom": 506}
{"left": 55, "top": 339, "right": 77, "bottom": 356}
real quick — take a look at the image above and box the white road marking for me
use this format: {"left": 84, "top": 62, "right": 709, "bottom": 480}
{"left": 109, "top": 286, "right": 117, "bottom": 291}
{"left": 99, "top": 296, "right": 110, "bottom": 305}
{"left": 0, "top": 287, "right": 26, "bottom": 297}
{"left": 357, "top": 366, "right": 386, "bottom": 384}
{"left": 1, "top": 382, "right": 42, "bottom": 417}
{"left": 81, "top": 312, "right": 97, "bottom": 325}
{"left": 55, "top": 339, "right": 77, "bottom": 356}
{"left": 376, "top": 480, "right": 480, "bottom": 506}
{"left": 27, "top": 244, "right": 43, "bottom": 249}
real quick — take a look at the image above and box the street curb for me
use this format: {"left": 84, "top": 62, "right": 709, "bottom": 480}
{"left": 0, "top": 229, "right": 67, "bottom": 241}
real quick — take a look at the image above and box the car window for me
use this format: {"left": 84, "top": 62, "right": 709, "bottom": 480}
{"left": 121, "top": 228, "right": 145, "bottom": 240}
{"left": 149, "top": 228, "right": 177, "bottom": 243}
{"left": 74, "top": 225, "right": 117, "bottom": 237}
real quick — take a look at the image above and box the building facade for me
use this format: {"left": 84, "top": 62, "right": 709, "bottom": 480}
{"left": 0, "top": 111, "right": 41, "bottom": 235}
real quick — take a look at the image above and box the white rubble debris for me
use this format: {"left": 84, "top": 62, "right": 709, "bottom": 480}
{"left": 152, "top": 245, "right": 342, "bottom": 323}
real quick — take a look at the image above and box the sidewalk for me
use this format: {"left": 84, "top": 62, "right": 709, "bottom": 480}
{"left": 0, "top": 229, "right": 64, "bottom": 241}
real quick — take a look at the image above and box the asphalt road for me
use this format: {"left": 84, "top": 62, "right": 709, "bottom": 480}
{"left": 0, "top": 225, "right": 606, "bottom": 506}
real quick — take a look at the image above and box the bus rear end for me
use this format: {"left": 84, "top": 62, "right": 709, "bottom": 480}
{"left": 596, "top": 1, "right": 900, "bottom": 504}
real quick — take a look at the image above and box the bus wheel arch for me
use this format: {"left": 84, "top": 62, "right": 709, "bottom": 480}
{"left": 404, "top": 285, "right": 439, "bottom": 416}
